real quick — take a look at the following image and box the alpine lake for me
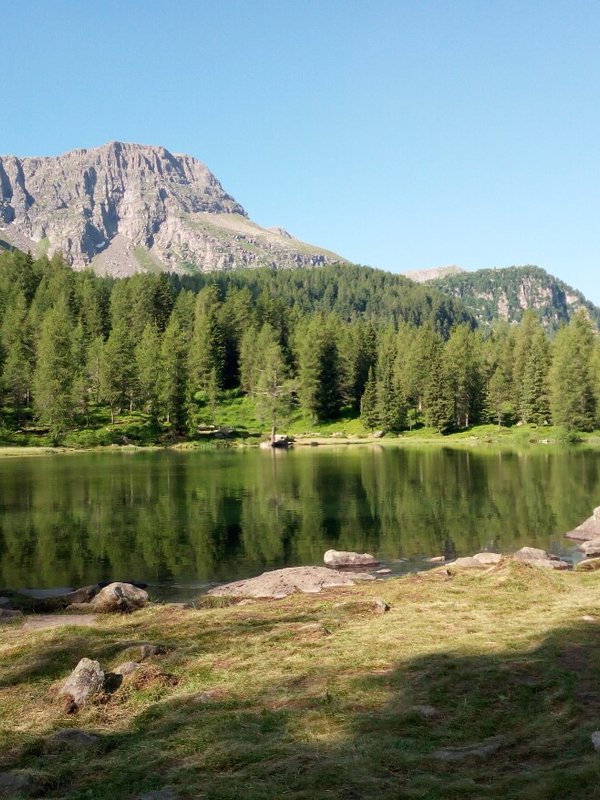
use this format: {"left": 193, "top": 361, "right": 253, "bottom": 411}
{"left": 0, "top": 444, "right": 597, "bottom": 601}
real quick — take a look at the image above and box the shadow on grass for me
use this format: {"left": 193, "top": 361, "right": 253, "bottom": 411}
{"left": 4, "top": 616, "right": 600, "bottom": 799}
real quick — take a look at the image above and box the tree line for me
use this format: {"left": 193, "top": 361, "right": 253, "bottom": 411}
{"left": 0, "top": 249, "right": 598, "bottom": 441}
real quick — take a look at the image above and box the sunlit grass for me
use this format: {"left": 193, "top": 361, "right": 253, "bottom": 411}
{"left": 2, "top": 561, "right": 600, "bottom": 797}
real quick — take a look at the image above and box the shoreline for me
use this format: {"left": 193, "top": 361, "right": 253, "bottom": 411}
{"left": 0, "top": 429, "right": 598, "bottom": 457}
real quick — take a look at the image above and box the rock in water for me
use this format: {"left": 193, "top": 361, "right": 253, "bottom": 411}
{"left": 565, "top": 506, "right": 600, "bottom": 541}
{"left": 59, "top": 658, "right": 105, "bottom": 712}
{"left": 578, "top": 538, "right": 600, "bottom": 558}
{"left": 208, "top": 566, "right": 375, "bottom": 599}
{"left": 90, "top": 582, "right": 148, "bottom": 613}
{"left": 323, "top": 550, "right": 380, "bottom": 568}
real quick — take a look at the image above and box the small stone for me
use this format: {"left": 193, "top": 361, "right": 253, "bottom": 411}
{"left": 592, "top": 731, "right": 600, "bottom": 752}
{"left": 432, "top": 735, "right": 506, "bottom": 761}
{"left": 375, "top": 568, "right": 392, "bottom": 575}
{"left": 428, "top": 556, "right": 445, "bottom": 564}
{"left": 410, "top": 704, "right": 439, "bottom": 719}
{"left": 47, "top": 728, "right": 101, "bottom": 749}
{"left": 59, "top": 658, "right": 105, "bottom": 712}
{"left": 582, "top": 615, "right": 597, "bottom": 623}
{"left": 139, "top": 644, "right": 168, "bottom": 661}
{"left": 113, "top": 661, "right": 140, "bottom": 676}
{"left": 374, "top": 599, "right": 390, "bottom": 613}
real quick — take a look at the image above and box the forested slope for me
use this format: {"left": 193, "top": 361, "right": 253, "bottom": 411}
{"left": 429, "top": 265, "right": 600, "bottom": 330}
{"left": 0, "top": 250, "right": 598, "bottom": 444}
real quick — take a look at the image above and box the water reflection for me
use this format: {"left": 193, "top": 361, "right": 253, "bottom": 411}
{"left": 0, "top": 447, "right": 597, "bottom": 597}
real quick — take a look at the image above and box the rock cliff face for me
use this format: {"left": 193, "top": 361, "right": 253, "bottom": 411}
{"left": 428, "top": 266, "right": 600, "bottom": 330}
{"left": 0, "top": 142, "right": 343, "bottom": 276}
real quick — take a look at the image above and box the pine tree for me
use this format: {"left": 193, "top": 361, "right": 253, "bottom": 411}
{"left": 360, "top": 367, "right": 380, "bottom": 430}
{"left": 101, "top": 320, "right": 136, "bottom": 423}
{"left": 520, "top": 328, "right": 551, "bottom": 424}
{"left": 549, "top": 312, "right": 596, "bottom": 431}
{"left": 159, "top": 317, "right": 186, "bottom": 431}
{"left": 33, "top": 299, "right": 75, "bottom": 439}
{"left": 424, "top": 344, "right": 454, "bottom": 433}
{"left": 1, "top": 291, "right": 34, "bottom": 425}
{"left": 136, "top": 324, "right": 161, "bottom": 419}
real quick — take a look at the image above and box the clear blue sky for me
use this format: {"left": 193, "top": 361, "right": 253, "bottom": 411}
{"left": 3, "top": 0, "right": 600, "bottom": 302}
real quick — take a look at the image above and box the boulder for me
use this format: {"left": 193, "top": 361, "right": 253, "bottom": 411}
{"left": 578, "top": 538, "right": 600, "bottom": 558}
{"left": 89, "top": 582, "right": 149, "bottom": 613}
{"left": 565, "top": 506, "right": 600, "bottom": 541}
{"left": 324, "top": 549, "right": 379, "bottom": 568}
{"left": 512, "top": 547, "right": 569, "bottom": 570}
{"left": 59, "top": 658, "right": 105, "bottom": 712}
{"left": 208, "top": 566, "right": 375, "bottom": 599}
{"left": 451, "top": 552, "right": 503, "bottom": 569}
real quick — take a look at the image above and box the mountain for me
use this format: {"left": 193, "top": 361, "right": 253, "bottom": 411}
{"left": 0, "top": 141, "right": 344, "bottom": 276}
{"left": 426, "top": 265, "right": 600, "bottom": 330}
{"left": 401, "top": 265, "right": 465, "bottom": 283}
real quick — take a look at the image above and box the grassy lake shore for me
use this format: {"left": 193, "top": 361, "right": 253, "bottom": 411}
{"left": 2, "top": 561, "right": 600, "bottom": 799}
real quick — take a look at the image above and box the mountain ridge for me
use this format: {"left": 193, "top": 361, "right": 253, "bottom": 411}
{"left": 0, "top": 141, "right": 344, "bottom": 276}
{"left": 427, "top": 265, "right": 600, "bottom": 330}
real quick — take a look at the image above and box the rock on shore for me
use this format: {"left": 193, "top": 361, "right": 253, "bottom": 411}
{"left": 208, "top": 566, "right": 375, "bottom": 599}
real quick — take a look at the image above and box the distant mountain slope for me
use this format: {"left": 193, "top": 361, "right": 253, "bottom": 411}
{"left": 428, "top": 265, "right": 600, "bottom": 330}
{"left": 0, "top": 141, "right": 344, "bottom": 277}
{"left": 402, "top": 265, "right": 465, "bottom": 283}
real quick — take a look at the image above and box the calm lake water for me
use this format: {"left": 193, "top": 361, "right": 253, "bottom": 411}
{"left": 0, "top": 446, "right": 597, "bottom": 599}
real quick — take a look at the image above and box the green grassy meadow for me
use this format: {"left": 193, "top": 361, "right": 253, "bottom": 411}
{"left": 2, "top": 561, "right": 600, "bottom": 798}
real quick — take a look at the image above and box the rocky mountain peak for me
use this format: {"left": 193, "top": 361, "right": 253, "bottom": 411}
{"left": 0, "top": 142, "right": 341, "bottom": 276}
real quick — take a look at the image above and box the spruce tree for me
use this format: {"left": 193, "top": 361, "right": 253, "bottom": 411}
{"left": 360, "top": 367, "right": 380, "bottom": 430}
{"left": 33, "top": 299, "right": 75, "bottom": 439}
{"left": 549, "top": 312, "right": 595, "bottom": 431}
{"left": 159, "top": 318, "right": 186, "bottom": 431}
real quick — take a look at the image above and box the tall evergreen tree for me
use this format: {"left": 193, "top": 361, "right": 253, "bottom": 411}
{"left": 33, "top": 299, "right": 75, "bottom": 438}
{"left": 549, "top": 312, "right": 595, "bottom": 431}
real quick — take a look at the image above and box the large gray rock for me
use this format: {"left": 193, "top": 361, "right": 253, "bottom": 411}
{"left": 208, "top": 566, "right": 375, "bottom": 599}
{"left": 565, "top": 507, "right": 600, "bottom": 541}
{"left": 451, "top": 552, "right": 502, "bottom": 569}
{"left": 512, "top": 547, "right": 569, "bottom": 570}
{"left": 89, "top": 582, "right": 148, "bottom": 613}
{"left": 59, "top": 658, "right": 105, "bottom": 711}
{"left": 578, "top": 538, "right": 600, "bottom": 558}
{"left": 323, "top": 549, "right": 380, "bottom": 568}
